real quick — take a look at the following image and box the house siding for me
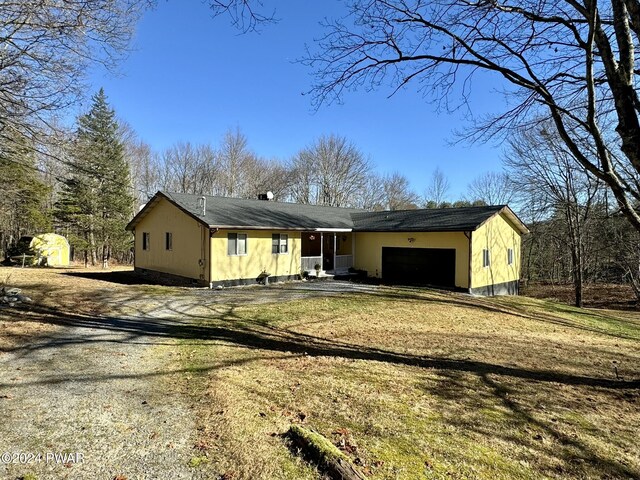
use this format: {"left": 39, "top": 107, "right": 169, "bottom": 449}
{"left": 336, "top": 233, "right": 353, "bottom": 255}
{"left": 210, "top": 229, "right": 302, "bottom": 285}
{"left": 471, "top": 212, "right": 521, "bottom": 291}
{"left": 133, "top": 198, "right": 209, "bottom": 283}
{"left": 353, "top": 231, "right": 471, "bottom": 289}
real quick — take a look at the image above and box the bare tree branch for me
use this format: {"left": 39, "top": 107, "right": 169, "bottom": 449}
{"left": 303, "top": 0, "right": 640, "bottom": 231}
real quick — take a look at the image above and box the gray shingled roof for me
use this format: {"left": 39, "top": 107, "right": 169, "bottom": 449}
{"left": 127, "top": 191, "right": 527, "bottom": 233}
{"left": 351, "top": 206, "right": 505, "bottom": 232}
{"left": 131, "top": 191, "right": 363, "bottom": 230}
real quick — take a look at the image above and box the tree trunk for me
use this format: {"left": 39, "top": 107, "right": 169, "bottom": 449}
{"left": 572, "top": 259, "right": 583, "bottom": 307}
{"left": 88, "top": 230, "right": 97, "bottom": 266}
{"left": 568, "top": 224, "right": 584, "bottom": 308}
{"left": 102, "top": 243, "right": 108, "bottom": 269}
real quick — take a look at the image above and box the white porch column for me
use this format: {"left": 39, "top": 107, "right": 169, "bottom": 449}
{"left": 333, "top": 233, "right": 337, "bottom": 273}
{"left": 320, "top": 232, "right": 324, "bottom": 273}
{"left": 351, "top": 233, "right": 355, "bottom": 264}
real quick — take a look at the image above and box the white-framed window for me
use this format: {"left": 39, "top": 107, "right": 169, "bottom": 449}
{"left": 228, "top": 233, "right": 247, "bottom": 256}
{"left": 482, "top": 248, "right": 491, "bottom": 268}
{"left": 272, "top": 233, "right": 288, "bottom": 254}
{"left": 507, "top": 248, "right": 514, "bottom": 265}
{"left": 165, "top": 232, "right": 173, "bottom": 251}
{"left": 142, "top": 232, "right": 150, "bottom": 251}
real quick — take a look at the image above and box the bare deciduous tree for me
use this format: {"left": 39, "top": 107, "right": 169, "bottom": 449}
{"left": 304, "top": 0, "right": 640, "bottom": 232}
{"left": 354, "top": 174, "right": 387, "bottom": 210}
{"left": 156, "top": 142, "right": 220, "bottom": 196}
{"left": 208, "top": 0, "right": 276, "bottom": 32}
{"left": 468, "top": 172, "right": 516, "bottom": 206}
{"left": 241, "top": 158, "right": 293, "bottom": 200}
{"left": 119, "top": 122, "right": 157, "bottom": 209}
{"left": 506, "top": 123, "right": 603, "bottom": 306}
{"left": 0, "top": 1, "right": 146, "bottom": 148}
{"left": 382, "top": 172, "right": 419, "bottom": 210}
{"left": 609, "top": 217, "right": 640, "bottom": 300}
{"left": 290, "top": 134, "right": 372, "bottom": 207}
{"left": 217, "top": 128, "right": 256, "bottom": 197}
{"left": 148, "top": 128, "right": 292, "bottom": 201}
{"left": 424, "top": 167, "right": 450, "bottom": 207}
{"left": 165, "top": 142, "right": 201, "bottom": 195}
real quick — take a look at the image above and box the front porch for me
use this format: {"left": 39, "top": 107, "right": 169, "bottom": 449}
{"left": 300, "top": 231, "right": 354, "bottom": 275}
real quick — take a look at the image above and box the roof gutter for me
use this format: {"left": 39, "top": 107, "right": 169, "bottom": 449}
{"left": 207, "top": 225, "right": 352, "bottom": 232}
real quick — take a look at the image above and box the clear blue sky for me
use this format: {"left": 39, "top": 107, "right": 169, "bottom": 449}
{"left": 87, "top": 1, "right": 506, "bottom": 199}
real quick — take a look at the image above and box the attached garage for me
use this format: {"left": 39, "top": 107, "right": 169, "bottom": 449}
{"left": 352, "top": 206, "right": 529, "bottom": 294}
{"left": 382, "top": 247, "right": 456, "bottom": 287}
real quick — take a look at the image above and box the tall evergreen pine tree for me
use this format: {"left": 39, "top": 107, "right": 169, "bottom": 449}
{"left": 0, "top": 131, "right": 52, "bottom": 257}
{"left": 57, "top": 89, "right": 133, "bottom": 266}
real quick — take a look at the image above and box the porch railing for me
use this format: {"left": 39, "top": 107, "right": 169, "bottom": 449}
{"left": 335, "top": 255, "right": 353, "bottom": 271}
{"left": 301, "top": 256, "right": 322, "bottom": 272}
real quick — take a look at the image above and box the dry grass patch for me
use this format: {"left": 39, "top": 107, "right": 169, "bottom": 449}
{"left": 0, "top": 266, "right": 180, "bottom": 351}
{"left": 177, "top": 287, "right": 640, "bottom": 480}
{"left": 0, "top": 266, "right": 133, "bottom": 311}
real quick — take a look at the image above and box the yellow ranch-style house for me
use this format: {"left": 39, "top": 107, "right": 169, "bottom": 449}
{"left": 126, "top": 191, "right": 529, "bottom": 295}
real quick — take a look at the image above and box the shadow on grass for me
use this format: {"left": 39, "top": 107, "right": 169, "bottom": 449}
{"left": 4, "top": 297, "right": 639, "bottom": 392}
{"left": 61, "top": 270, "right": 196, "bottom": 287}
{"left": 421, "top": 368, "right": 640, "bottom": 479}
{"left": 31, "top": 271, "right": 640, "bottom": 342}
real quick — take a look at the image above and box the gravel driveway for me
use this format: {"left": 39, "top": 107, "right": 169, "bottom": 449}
{"left": 0, "top": 306, "right": 203, "bottom": 479}
{"left": 0, "top": 279, "right": 380, "bottom": 480}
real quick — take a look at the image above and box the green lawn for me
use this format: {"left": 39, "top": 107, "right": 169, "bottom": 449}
{"left": 172, "top": 287, "right": 640, "bottom": 479}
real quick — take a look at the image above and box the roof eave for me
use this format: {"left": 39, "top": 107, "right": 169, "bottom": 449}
{"left": 126, "top": 191, "right": 210, "bottom": 231}
{"left": 500, "top": 206, "right": 530, "bottom": 235}
{"left": 125, "top": 193, "right": 163, "bottom": 231}
{"left": 353, "top": 227, "right": 478, "bottom": 233}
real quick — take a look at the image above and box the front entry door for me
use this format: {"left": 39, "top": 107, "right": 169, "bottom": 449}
{"left": 323, "top": 234, "right": 334, "bottom": 271}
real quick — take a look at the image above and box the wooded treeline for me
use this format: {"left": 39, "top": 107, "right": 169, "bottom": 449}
{"left": 0, "top": 89, "right": 134, "bottom": 267}
{"left": 127, "top": 129, "right": 470, "bottom": 211}
{"left": 2, "top": 85, "right": 639, "bottom": 305}
{"left": 506, "top": 121, "right": 640, "bottom": 306}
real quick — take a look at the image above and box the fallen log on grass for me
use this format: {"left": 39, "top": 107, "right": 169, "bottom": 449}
{"left": 286, "top": 424, "right": 367, "bottom": 480}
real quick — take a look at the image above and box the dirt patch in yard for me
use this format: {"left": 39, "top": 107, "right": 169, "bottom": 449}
{"left": 0, "top": 266, "right": 184, "bottom": 349}
{"left": 0, "top": 265, "right": 133, "bottom": 306}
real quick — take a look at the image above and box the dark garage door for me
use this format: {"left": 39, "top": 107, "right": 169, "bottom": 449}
{"left": 382, "top": 247, "right": 456, "bottom": 287}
